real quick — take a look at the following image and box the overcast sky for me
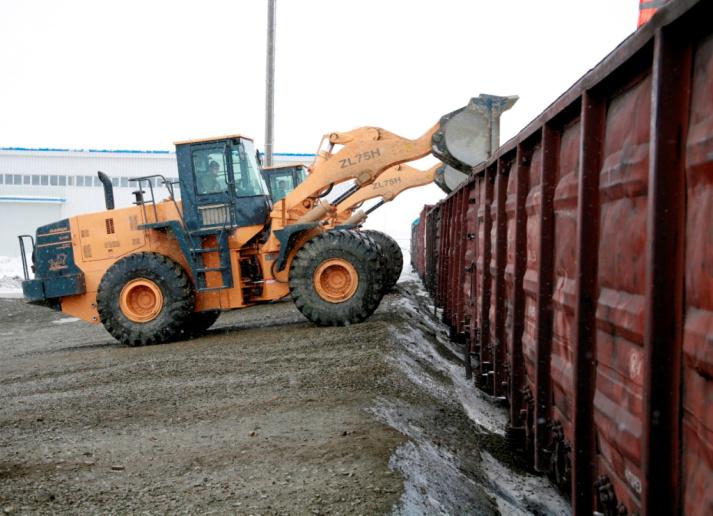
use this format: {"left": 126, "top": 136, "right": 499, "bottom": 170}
{"left": 0, "top": 0, "right": 640, "bottom": 244}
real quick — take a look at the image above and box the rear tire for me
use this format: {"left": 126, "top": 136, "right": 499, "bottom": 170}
{"left": 289, "top": 229, "right": 385, "bottom": 326}
{"left": 363, "top": 230, "right": 403, "bottom": 292}
{"left": 97, "top": 253, "right": 194, "bottom": 346}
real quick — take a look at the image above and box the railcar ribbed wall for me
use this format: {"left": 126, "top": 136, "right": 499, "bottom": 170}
{"left": 410, "top": 1, "right": 712, "bottom": 513}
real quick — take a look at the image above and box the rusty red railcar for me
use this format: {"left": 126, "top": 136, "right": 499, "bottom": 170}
{"left": 411, "top": 1, "right": 713, "bottom": 513}
{"left": 410, "top": 205, "right": 431, "bottom": 279}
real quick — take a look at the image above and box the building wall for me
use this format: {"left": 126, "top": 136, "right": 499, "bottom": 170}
{"left": 1, "top": 202, "right": 63, "bottom": 264}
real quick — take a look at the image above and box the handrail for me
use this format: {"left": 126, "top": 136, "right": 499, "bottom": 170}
{"left": 128, "top": 174, "right": 185, "bottom": 228}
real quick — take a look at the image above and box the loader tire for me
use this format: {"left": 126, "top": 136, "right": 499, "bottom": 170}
{"left": 363, "top": 230, "right": 402, "bottom": 292}
{"left": 289, "top": 229, "right": 385, "bottom": 326}
{"left": 182, "top": 310, "right": 221, "bottom": 338}
{"left": 97, "top": 252, "right": 195, "bottom": 346}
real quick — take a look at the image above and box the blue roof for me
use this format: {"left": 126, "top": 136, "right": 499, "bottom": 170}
{"left": 261, "top": 152, "right": 315, "bottom": 157}
{"left": 0, "top": 196, "right": 66, "bottom": 203}
{"left": 0, "top": 147, "right": 171, "bottom": 155}
{"left": 0, "top": 146, "right": 315, "bottom": 157}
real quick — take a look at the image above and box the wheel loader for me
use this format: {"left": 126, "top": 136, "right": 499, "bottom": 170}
{"left": 261, "top": 161, "right": 446, "bottom": 292}
{"left": 17, "top": 97, "right": 499, "bottom": 346}
{"left": 262, "top": 154, "right": 480, "bottom": 289}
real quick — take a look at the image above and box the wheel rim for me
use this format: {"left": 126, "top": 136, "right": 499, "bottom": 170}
{"left": 313, "top": 258, "right": 359, "bottom": 303}
{"left": 119, "top": 278, "right": 164, "bottom": 323}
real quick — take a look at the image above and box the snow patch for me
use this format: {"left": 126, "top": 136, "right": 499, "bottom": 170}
{"left": 389, "top": 289, "right": 507, "bottom": 434}
{"left": 392, "top": 325, "right": 506, "bottom": 435}
{"left": 383, "top": 278, "right": 570, "bottom": 515}
{"left": 372, "top": 399, "right": 496, "bottom": 515}
{"left": 52, "top": 317, "right": 80, "bottom": 325}
{"left": 0, "top": 256, "right": 25, "bottom": 298}
{"left": 479, "top": 451, "right": 571, "bottom": 515}
{"left": 397, "top": 249, "right": 420, "bottom": 284}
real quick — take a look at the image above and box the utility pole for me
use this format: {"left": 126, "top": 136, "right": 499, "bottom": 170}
{"left": 264, "top": 0, "right": 277, "bottom": 167}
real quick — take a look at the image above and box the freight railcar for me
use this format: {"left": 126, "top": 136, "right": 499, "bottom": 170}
{"left": 410, "top": 1, "right": 713, "bottom": 514}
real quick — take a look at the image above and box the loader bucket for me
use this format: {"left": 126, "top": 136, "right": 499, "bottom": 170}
{"left": 434, "top": 165, "right": 469, "bottom": 194}
{"left": 432, "top": 94, "right": 518, "bottom": 172}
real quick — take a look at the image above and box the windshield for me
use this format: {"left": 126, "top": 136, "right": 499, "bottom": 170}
{"left": 296, "top": 166, "right": 308, "bottom": 184}
{"left": 232, "top": 140, "right": 269, "bottom": 197}
{"left": 268, "top": 171, "right": 296, "bottom": 201}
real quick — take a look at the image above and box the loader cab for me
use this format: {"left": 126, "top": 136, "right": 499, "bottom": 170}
{"left": 260, "top": 164, "right": 309, "bottom": 202}
{"left": 175, "top": 135, "right": 271, "bottom": 231}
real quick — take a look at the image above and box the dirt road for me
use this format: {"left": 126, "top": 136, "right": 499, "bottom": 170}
{"left": 0, "top": 280, "right": 568, "bottom": 515}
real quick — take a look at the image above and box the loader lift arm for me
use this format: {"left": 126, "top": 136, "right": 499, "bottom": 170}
{"left": 333, "top": 163, "right": 442, "bottom": 226}
{"left": 270, "top": 124, "right": 439, "bottom": 230}
{"left": 269, "top": 94, "right": 513, "bottom": 231}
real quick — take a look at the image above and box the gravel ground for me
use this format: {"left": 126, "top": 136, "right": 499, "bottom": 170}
{"left": 0, "top": 280, "right": 569, "bottom": 515}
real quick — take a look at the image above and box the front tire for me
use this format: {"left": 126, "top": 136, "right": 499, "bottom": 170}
{"left": 97, "top": 253, "right": 195, "bottom": 346}
{"left": 363, "top": 230, "right": 403, "bottom": 292}
{"left": 289, "top": 229, "right": 385, "bottom": 326}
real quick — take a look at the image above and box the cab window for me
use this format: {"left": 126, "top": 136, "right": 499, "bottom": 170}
{"left": 296, "top": 167, "right": 308, "bottom": 184}
{"left": 232, "top": 140, "right": 269, "bottom": 197}
{"left": 269, "top": 172, "right": 295, "bottom": 201}
{"left": 193, "top": 148, "right": 228, "bottom": 195}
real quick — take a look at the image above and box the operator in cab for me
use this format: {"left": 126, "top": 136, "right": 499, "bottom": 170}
{"left": 197, "top": 159, "right": 226, "bottom": 194}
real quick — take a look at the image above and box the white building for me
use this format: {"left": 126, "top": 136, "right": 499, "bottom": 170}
{"left": 0, "top": 147, "right": 313, "bottom": 256}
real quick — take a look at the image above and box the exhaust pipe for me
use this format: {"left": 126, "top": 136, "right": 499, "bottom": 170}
{"left": 97, "top": 171, "right": 115, "bottom": 210}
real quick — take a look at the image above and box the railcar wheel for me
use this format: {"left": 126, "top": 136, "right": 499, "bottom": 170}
{"left": 97, "top": 252, "right": 194, "bottom": 346}
{"left": 289, "top": 229, "right": 385, "bottom": 326}
{"left": 363, "top": 229, "right": 403, "bottom": 292}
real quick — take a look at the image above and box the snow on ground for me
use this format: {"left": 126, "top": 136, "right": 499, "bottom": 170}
{"left": 51, "top": 317, "right": 80, "bottom": 325}
{"left": 479, "top": 450, "right": 570, "bottom": 515}
{"left": 381, "top": 273, "right": 571, "bottom": 515}
{"left": 387, "top": 290, "right": 508, "bottom": 435}
{"left": 397, "top": 248, "right": 419, "bottom": 284}
{"left": 0, "top": 256, "right": 25, "bottom": 298}
{"left": 374, "top": 397, "right": 498, "bottom": 516}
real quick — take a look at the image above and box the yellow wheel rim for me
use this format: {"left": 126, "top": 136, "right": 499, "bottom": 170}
{"left": 119, "top": 278, "right": 164, "bottom": 323}
{"left": 313, "top": 258, "right": 359, "bottom": 303}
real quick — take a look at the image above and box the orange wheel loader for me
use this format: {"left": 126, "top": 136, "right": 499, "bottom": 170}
{"left": 17, "top": 99, "right": 494, "bottom": 346}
